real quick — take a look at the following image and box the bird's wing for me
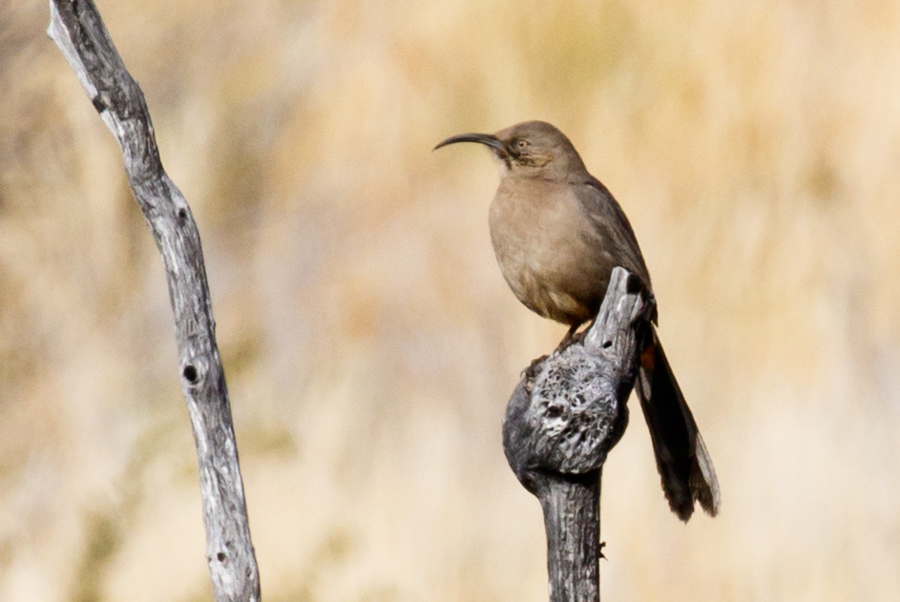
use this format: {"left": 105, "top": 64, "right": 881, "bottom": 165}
{"left": 573, "top": 177, "right": 654, "bottom": 296}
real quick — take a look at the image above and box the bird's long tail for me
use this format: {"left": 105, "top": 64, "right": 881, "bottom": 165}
{"left": 636, "top": 329, "right": 720, "bottom": 521}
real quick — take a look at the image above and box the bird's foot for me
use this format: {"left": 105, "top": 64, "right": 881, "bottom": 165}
{"left": 522, "top": 354, "right": 549, "bottom": 382}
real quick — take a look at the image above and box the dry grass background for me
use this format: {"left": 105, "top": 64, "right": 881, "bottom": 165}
{"left": 2, "top": 0, "right": 900, "bottom": 600}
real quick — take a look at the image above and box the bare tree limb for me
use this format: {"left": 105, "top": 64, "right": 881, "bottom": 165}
{"left": 47, "top": 1, "right": 261, "bottom": 600}
{"left": 503, "top": 267, "right": 646, "bottom": 602}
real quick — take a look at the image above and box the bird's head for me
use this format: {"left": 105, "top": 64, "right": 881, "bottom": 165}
{"left": 434, "top": 120, "right": 587, "bottom": 180}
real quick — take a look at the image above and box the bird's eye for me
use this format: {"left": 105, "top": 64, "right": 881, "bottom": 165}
{"left": 516, "top": 139, "right": 530, "bottom": 149}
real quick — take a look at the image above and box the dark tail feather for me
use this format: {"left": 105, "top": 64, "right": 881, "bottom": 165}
{"left": 635, "top": 330, "right": 720, "bottom": 521}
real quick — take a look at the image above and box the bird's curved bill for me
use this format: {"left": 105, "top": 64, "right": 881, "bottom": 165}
{"left": 433, "top": 133, "right": 506, "bottom": 155}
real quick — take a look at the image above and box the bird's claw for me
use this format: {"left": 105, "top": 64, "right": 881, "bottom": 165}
{"left": 522, "top": 354, "right": 549, "bottom": 382}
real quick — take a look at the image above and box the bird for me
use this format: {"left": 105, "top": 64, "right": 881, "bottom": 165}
{"left": 434, "top": 120, "right": 720, "bottom": 521}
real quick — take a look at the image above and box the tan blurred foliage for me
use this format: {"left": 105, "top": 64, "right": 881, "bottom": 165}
{"left": 2, "top": 0, "right": 900, "bottom": 600}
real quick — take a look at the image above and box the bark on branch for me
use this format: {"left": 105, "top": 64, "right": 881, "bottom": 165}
{"left": 47, "top": 2, "right": 261, "bottom": 600}
{"left": 503, "top": 267, "right": 647, "bottom": 602}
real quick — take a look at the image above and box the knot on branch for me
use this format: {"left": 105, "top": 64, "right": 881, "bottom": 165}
{"left": 531, "top": 349, "right": 626, "bottom": 472}
{"left": 91, "top": 92, "right": 109, "bottom": 114}
{"left": 502, "top": 267, "right": 646, "bottom": 495}
{"left": 181, "top": 357, "right": 208, "bottom": 387}
{"left": 503, "top": 346, "right": 629, "bottom": 493}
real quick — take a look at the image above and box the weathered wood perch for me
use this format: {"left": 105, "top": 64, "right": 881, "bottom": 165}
{"left": 503, "top": 267, "right": 647, "bottom": 602}
{"left": 47, "top": 1, "right": 260, "bottom": 600}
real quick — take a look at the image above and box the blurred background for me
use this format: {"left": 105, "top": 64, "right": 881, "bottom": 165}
{"left": 2, "top": 0, "right": 899, "bottom": 600}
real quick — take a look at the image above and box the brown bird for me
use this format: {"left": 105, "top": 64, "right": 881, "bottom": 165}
{"left": 435, "top": 120, "right": 720, "bottom": 521}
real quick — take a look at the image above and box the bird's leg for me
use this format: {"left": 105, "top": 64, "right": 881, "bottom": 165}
{"left": 562, "top": 322, "right": 580, "bottom": 344}
{"left": 524, "top": 323, "right": 592, "bottom": 381}
{"left": 556, "top": 321, "right": 588, "bottom": 352}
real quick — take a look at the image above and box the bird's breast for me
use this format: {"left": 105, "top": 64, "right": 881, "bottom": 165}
{"left": 488, "top": 178, "right": 615, "bottom": 326}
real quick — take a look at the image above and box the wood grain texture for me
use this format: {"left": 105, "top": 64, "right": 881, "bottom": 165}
{"left": 503, "top": 267, "right": 646, "bottom": 601}
{"left": 47, "top": 2, "right": 260, "bottom": 600}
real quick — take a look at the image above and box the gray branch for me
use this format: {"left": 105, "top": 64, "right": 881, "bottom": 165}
{"left": 47, "top": 2, "right": 260, "bottom": 600}
{"left": 503, "top": 267, "right": 647, "bottom": 602}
